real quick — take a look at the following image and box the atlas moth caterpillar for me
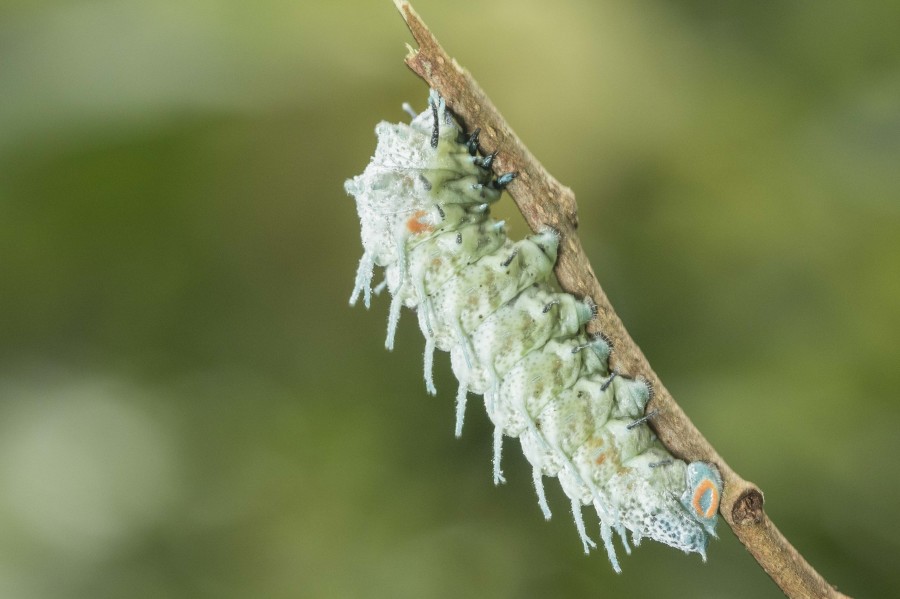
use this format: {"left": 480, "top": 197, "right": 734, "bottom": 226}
{"left": 345, "top": 90, "right": 723, "bottom": 572}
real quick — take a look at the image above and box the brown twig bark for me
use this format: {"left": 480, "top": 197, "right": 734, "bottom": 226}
{"left": 392, "top": 2, "right": 849, "bottom": 598}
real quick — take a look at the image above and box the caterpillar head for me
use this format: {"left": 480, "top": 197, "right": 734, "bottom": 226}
{"left": 680, "top": 461, "right": 723, "bottom": 538}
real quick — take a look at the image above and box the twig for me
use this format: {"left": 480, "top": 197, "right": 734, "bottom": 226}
{"left": 392, "top": 2, "right": 849, "bottom": 598}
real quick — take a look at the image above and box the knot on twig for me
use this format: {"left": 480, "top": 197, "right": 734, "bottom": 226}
{"left": 732, "top": 488, "right": 765, "bottom": 525}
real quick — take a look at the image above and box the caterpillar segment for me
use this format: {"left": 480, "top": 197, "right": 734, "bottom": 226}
{"left": 345, "top": 90, "right": 723, "bottom": 572}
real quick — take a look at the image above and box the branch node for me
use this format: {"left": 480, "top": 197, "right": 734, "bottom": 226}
{"left": 732, "top": 488, "right": 765, "bottom": 526}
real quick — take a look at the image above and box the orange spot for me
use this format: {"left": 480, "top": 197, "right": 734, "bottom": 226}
{"left": 406, "top": 210, "right": 433, "bottom": 235}
{"left": 594, "top": 453, "right": 607, "bottom": 466}
{"left": 692, "top": 479, "right": 719, "bottom": 519}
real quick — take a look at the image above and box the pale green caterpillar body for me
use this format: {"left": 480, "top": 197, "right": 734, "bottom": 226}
{"left": 345, "top": 91, "right": 722, "bottom": 572}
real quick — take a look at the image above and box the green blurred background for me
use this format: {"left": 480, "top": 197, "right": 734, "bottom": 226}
{"left": 1, "top": 1, "right": 898, "bottom": 597}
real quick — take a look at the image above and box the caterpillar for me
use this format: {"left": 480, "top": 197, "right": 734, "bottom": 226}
{"left": 345, "top": 90, "right": 722, "bottom": 572}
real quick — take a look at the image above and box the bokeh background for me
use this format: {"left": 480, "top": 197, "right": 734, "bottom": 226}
{"left": 2, "top": 1, "right": 898, "bottom": 597}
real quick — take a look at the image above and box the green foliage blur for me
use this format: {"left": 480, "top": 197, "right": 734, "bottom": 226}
{"left": 1, "top": 1, "right": 898, "bottom": 597}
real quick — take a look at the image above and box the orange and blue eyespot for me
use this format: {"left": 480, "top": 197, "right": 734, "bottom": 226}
{"left": 681, "top": 462, "right": 723, "bottom": 537}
